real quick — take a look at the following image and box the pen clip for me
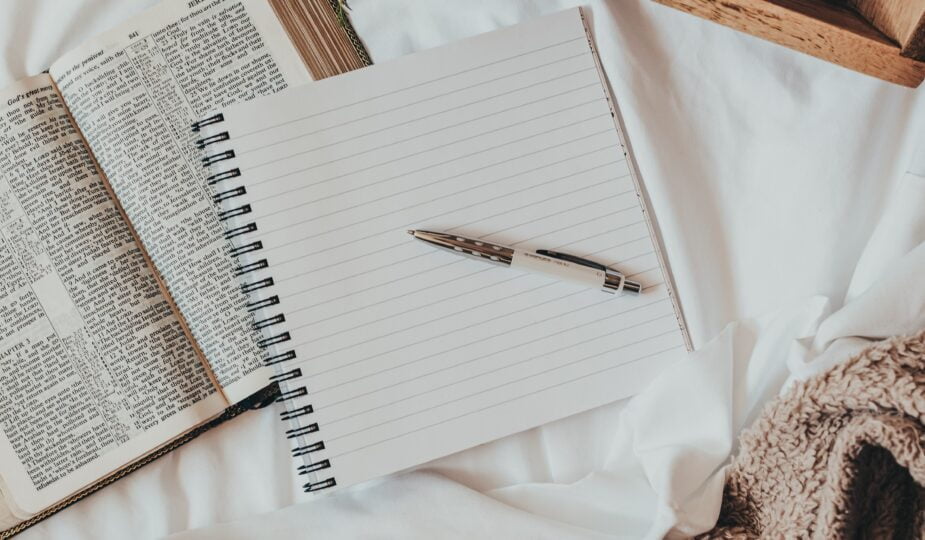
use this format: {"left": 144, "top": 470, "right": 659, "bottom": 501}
{"left": 535, "top": 250, "right": 607, "bottom": 271}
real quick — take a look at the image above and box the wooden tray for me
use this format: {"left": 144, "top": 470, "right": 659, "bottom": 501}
{"left": 653, "top": 0, "right": 925, "bottom": 87}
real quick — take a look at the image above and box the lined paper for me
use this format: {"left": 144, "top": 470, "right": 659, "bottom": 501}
{"left": 209, "top": 8, "right": 687, "bottom": 490}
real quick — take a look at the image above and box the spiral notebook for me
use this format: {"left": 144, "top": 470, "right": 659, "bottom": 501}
{"left": 196, "top": 8, "right": 690, "bottom": 493}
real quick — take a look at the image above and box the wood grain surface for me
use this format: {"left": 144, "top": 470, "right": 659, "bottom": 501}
{"left": 848, "top": 0, "right": 925, "bottom": 59}
{"left": 653, "top": 0, "right": 925, "bottom": 87}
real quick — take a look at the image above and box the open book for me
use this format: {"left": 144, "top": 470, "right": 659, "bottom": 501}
{"left": 0, "top": 0, "right": 366, "bottom": 534}
{"left": 200, "top": 8, "right": 690, "bottom": 494}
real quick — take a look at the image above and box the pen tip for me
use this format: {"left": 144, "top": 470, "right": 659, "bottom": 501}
{"left": 407, "top": 229, "right": 416, "bottom": 236}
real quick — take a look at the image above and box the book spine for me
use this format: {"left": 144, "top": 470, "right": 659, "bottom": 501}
{"left": 192, "top": 113, "right": 336, "bottom": 493}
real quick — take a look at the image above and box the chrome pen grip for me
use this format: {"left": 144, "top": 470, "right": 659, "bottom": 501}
{"left": 408, "top": 230, "right": 513, "bottom": 265}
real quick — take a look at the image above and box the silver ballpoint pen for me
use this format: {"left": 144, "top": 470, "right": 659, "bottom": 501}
{"left": 407, "top": 230, "right": 641, "bottom": 295}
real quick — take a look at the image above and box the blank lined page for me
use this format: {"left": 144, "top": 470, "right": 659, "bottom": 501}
{"left": 208, "top": 8, "right": 688, "bottom": 490}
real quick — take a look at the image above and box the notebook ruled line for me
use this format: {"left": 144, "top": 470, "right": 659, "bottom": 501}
{"left": 509, "top": 214, "right": 645, "bottom": 247}
{"left": 317, "top": 304, "right": 673, "bottom": 410}
{"left": 257, "top": 182, "right": 626, "bottom": 261}
{"left": 292, "top": 260, "right": 664, "bottom": 344}
{"left": 300, "top": 285, "right": 611, "bottom": 367}
{"left": 300, "top": 283, "right": 668, "bottom": 378}
{"left": 450, "top": 180, "right": 633, "bottom": 233}
{"left": 477, "top": 197, "right": 633, "bottom": 238}
{"left": 255, "top": 147, "right": 624, "bottom": 239}
{"left": 244, "top": 79, "right": 603, "bottom": 159}
{"left": 266, "top": 195, "right": 646, "bottom": 306}
{"left": 283, "top": 260, "right": 661, "bottom": 353}
{"left": 330, "top": 342, "right": 684, "bottom": 458}
{"left": 253, "top": 162, "right": 635, "bottom": 256}
{"left": 279, "top": 221, "right": 650, "bottom": 323}
{"left": 257, "top": 176, "right": 628, "bottom": 259}
{"left": 234, "top": 36, "right": 589, "bottom": 141}
{"left": 244, "top": 80, "right": 603, "bottom": 166}
{"left": 323, "top": 312, "right": 678, "bottom": 424}
{"left": 285, "top": 241, "right": 658, "bottom": 330}
{"left": 298, "top": 258, "right": 655, "bottom": 349}
{"left": 251, "top": 136, "right": 623, "bottom": 242}
{"left": 244, "top": 95, "right": 606, "bottom": 181}
{"left": 246, "top": 111, "right": 611, "bottom": 196}
{"left": 304, "top": 278, "right": 577, "bottom": 350}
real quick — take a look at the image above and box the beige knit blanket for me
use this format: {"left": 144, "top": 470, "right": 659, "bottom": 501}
{"left": 701, "top": 331, "right": 925, "bottom": 539}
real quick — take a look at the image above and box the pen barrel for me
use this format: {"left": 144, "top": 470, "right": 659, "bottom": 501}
{"left": 511, "top": 251, "right": 608, "bottom": 291}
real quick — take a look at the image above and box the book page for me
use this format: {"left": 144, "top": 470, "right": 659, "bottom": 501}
{"left": 207, "top": 9, "right": 688, "bottom": 490}
{"left": 0, "top": 75, "right": 225, "bottom": 516}
{"left": 48, "top": 0, "right": 313, "bottom": 402}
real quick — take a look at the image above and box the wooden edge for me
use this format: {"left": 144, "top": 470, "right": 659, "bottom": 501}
{"left": 901, "top": 9, "right": 925, "bottom": 60}
{"left": 848, "top": 0, "right": 925, "bottom": 60}
{"left": 268, "top": 0, "right": 372, "bottom": 80}
{"left": 652, "top": 0, "right": 925, "bottom": 87}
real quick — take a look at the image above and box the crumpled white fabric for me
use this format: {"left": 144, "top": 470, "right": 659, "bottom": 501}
{"left": 2, "top": 1, "right": 923, "bottom": 538}
{"left": 167, "top": 3, "right": 925, "bottom": 536}
{"left": 167, "top": 167, "right": 925, "bottom": 540}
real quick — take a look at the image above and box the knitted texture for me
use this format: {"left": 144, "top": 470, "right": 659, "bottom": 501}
{"left": 700, "top": 330, "right": 925, "bottom": 539}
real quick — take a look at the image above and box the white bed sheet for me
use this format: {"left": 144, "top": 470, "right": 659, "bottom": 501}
{"left": 2, "top": 0, "right": 923, "bottom": 538}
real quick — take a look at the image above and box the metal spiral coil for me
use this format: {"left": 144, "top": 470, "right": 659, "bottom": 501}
{"left": 193, "top": 113, "right": 336, "bottom": 493}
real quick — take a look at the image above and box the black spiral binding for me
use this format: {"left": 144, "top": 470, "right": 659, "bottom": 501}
{"left": 193, "top": 113, "right": 336, "bottom": 493}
